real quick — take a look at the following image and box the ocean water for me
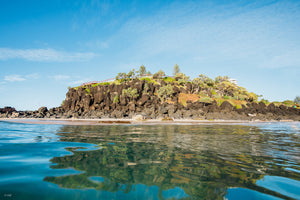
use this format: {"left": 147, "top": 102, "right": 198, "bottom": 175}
{"left": 0, "top": 121, "right": 299, "bottom": 200}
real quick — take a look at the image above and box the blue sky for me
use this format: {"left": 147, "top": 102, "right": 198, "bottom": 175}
{"left": 0, "top": 0, "right": 299, "bottom": 110}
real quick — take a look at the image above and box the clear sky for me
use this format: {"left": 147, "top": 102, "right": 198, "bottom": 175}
{"left": 0, "top": 0, "right": 299, "bottom": 110}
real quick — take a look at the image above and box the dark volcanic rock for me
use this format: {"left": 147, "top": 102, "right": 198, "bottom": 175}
{"left": 38, "top": 107, "right": 48, "bottom": 114}
{"left": 0, "top": 107, "right": 16, "bottom": 114}
{"left": 4, "top": 79, "right": 297, "bottom": 121}
{"left": 137, "top": 94, "right": 150, "bottom": 107}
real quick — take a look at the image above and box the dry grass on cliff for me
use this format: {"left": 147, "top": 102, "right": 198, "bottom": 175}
{"left": 178, "top": 93, "right": 200, "bottom": 106}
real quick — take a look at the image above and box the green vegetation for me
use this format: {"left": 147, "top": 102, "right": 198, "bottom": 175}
{"left": 153, "top": 70, "right": 165, "bottom": 79}
{"left": 199, "top": 96, "right": 213, "bottom": 103}
{"left": 142, "top": 83, "right": 149, "bottom": 94}
{"left": 157, "top": 85, "right": 174, "bottom": 102}
{"left": 92, "top": 82, "right": 111, "bottom": 87}
{"left": 113, "top": 95, "right": 119, "bottom": 103}
{"left": 122, "top": 88, "right": 139, "bottom": 99}
{"left": 70, "top": 65, "right": 297, "bottom": 108}
{"left": 282, "top": 100, "right": 294, "bottom": 107}
{"left": 163, "top": 76, "right": 176, "bottom": 83}
{"left": 174, "top": 72, "right": 190, "bottom": 85}
{"left": 173, "top": 64, "right": 180, "bottom": 76}
{"left": 85, "top": 88, "right": 90, "bottom": 94}
{"left": 140, "top": 77, "right": 159, "bottom": 85}
{"left": 260, "top": 99, "right": 270, "bottom": 105}
{"left": 138, "top": 65, "right": 146, "bottom": 77}
{"left": 295, "top": 96, "right": 300, "bottom": 104}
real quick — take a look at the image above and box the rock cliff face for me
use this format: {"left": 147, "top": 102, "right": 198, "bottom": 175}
{"left": 1, "top": 79, "right": 299, "bottom": 120}
{"left": 59, "top": 79, "right": 300, "bottom": 120}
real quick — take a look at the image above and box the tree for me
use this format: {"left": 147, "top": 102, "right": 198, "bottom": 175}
{"left": 153, "top": 70, "right": 165, "bottom": 79}
{"left": 174, "top": 72, "right": 190, "bottom": 85}
{"left": 173, "top": 64, "right": 180, "bottom": 76}
{"left": 198, "top": 74, "right": 215, "bottom": 87}
{"left": 139, "top": 65, "right": 146, "bottom": 77}
{"left": 215, "top": 76, "right": 229, "bottom": 83}
{"left": 295, "top": 96, "right": 300, "bottom": 104}
{"left": 127, "top": 69, "right": 136, "bottom": 80}
{"left": 115, "top": 72, "right": 127, "bottom": 80}
{"left": 174, "top": 72, "right": 189, "bottom": 81}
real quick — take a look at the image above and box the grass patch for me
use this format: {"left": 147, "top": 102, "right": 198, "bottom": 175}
{"left": 199, "top": 97, "right": 213, "bottom": 103}
{"left": 140, "top": 77, "right": 159, "bottom": 85}
{"left": 282, "top": 100, "right": 294, "bottom": 107}
{"left": 163, "top": 77, "right": 176, "bottom": 83}
{"left": 92, "top": 82, "right": 111, "bottom": 87}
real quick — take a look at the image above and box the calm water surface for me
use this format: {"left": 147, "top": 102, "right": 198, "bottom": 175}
{"left": 0, "top": 121, "right": 299, "bottom": 200}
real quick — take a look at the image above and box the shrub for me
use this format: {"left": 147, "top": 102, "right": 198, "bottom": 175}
{"left": 153, "top": 70, "right": 165, "bottom": 79}
{"left": 157, "top": 85, "right": 174, "bottom": 102}
{"left": 236, "top": 104, "right": 243, "bottom": 109}
{"left": 223, "top": 95, "right": 230, "bottom": 100}
{"left": 122, "top": 88, "right": 139, "bottom": 99}
{"left": 174, "top": 72, "right": 189, "bottom": 81}
{"left": 113, "top": 95, "right": 119, "bottom": 103}
{"left": 260, "top": 99, "right": 269, "bottom": 104}
{"left": 178, "top": 79, "right": 187, "bottom": 85}
{"left": 248, "top": 92, "right": 258, "bottom": 102}
{"left": 294, "top": 96, "right": 300, "bottom": 104}
{"left": 211, "top": 89, "right": 217, "bottom": 95}
{"left": 215, "top": 76, "right": 229, "bottom": 83}
{"left": 143, "top": 83, "right": 149, "bottom": 94}
{"left": 198, "top": 74, "right": 215, "bottom": 87}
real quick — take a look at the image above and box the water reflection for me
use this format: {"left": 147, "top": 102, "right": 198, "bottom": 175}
{"left": 45, "top": 124, "right": 300, "bottom": 200}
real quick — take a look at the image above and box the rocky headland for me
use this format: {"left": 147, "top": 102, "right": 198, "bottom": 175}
{"left": 1, "top": 71, "right": 299, "bottom": 121}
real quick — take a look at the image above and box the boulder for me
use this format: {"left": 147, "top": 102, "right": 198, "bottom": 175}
{"left": 38, "top": 107, "right": 48, "bottom": 114}
{"left": 220, "top": 101, "right": 233, "bottom": 111}
{"left": 132, "top": 115, "right": 144, "bottom": 121}
{"left": 137, "top": 94, "right": 150, "bottom": 107}
{"left": 0, "top": 106, "right": 16, "bottom": 114}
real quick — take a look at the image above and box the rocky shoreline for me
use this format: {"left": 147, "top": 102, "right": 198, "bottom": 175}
{"left": 1, "top": 100, "right": 299, "bottom": 122}
{"left": 1, "top": 79, "right": 299, "bottom": 121}
{"left": 1, "top": 118, "right": 297, "bottom": 126}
